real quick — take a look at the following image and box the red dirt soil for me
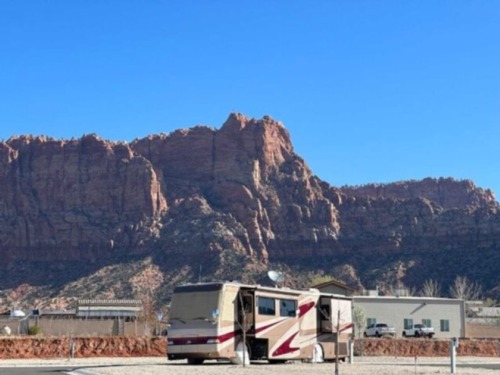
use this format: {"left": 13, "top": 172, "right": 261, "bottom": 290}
{"left": 1, "top": 337, "right": 498, "bottom": 359}
{"left": 0, "top": 337, "right": 166, "bottom": 359}
{"left": 355, "top": 339, "right": 499, "bottom": 357}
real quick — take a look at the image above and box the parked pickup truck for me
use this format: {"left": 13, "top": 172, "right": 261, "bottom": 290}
{"left": 403, "top": 324, "right": 435, "bottom": 338}
{"left": 363, "top": 323, "right": 396, "bottom": 338}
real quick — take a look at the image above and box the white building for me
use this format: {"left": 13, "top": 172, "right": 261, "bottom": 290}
{"left": 353, "top": 296, "right": 466, "bottom": 338}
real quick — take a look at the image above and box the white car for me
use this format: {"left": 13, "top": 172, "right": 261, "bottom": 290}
{"left": 403, "top": 323, "right": 435, "bottom": 338}
{"left": 364, "top": 323, "right": 396, "bottom": 338}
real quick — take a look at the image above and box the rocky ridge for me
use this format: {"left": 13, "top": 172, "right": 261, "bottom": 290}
{"left": 0, "top": 113, "right": 499, "bottom": 308}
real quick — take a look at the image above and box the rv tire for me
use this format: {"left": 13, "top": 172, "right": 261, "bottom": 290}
{"left": 312, "top": 343, "right": 324, "bottom": 363}
{"left": 187, "top": 358, "right": 205, "bottom": 365}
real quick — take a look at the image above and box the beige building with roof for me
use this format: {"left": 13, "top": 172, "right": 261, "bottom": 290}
{"left": 353, "top": 295, "right": 466, "bottom": 339}
{"left": 312, "top": 279, "right": 356, "bottom": 297}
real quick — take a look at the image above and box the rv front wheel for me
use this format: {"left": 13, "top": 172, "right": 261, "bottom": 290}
{"left": 312, "top": 344, "right": 324, "bottom": 363}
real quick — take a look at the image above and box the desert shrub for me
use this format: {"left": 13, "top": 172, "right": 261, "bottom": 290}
{"left": 28, "top": 325, "right": 42, "bottom": 336}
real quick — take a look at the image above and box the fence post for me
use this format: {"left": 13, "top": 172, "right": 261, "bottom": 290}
{"left": 450, "top": 337, "right": 459, "bottom": 374}
{"left": 349, "top": 338, "right": 354, "bottom": 364}
{"left": 69, "top": 338, "right": 76, "bottom": 360}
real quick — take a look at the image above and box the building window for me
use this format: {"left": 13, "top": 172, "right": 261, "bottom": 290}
{"left": 258, "top": 297, "right": 276, "bottom": 316}
{"left": 404, "top": 319, "right": 413, "bottom": 329}
{"left": 279, "top": 299, "right": 296, "bottom": 317}
{"left": 367, "top": 318, "right": 376, "bottom": 327}
{"left": 422, "top": 319, "right": 432, "bottom": 328}
{"left": 440, "top": 319, "right": 450, "bottom": 332}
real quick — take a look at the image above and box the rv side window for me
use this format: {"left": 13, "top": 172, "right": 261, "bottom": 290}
{"left": 243, "top": 296, "right": 253, "bottom": 313}
{"left": 258, "top": 297, "right": 276, "bottom": 316}
{"left": 280, "top": 299, "right": 296, "bottom": 317}
{"left": 320, "top": 304, "right": 331, "bottom": 320}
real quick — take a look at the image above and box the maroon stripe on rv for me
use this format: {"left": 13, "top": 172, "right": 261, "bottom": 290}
{"left": 272, "top": 332, "right": 300, "bottom": 357}
{"left": 169, "top": 330, "right": 237, "bottom": 345}
{"left": 339, "top": 323, "right": 353, "bottom": 333}
{"left": 298, "top": 301, "right": 315, "bottom": 318}
{"left": 254, "top": 319, "right": 286, "bottom": 334}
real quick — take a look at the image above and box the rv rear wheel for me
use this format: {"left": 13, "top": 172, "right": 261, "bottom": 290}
{"left": 312, "top": 343, "right": 324, "bottom": 363}
{"left": 187, "top": 358, "right": 204, "bottom": 365}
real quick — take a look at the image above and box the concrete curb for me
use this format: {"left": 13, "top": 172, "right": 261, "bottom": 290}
{"left": 67, "top": 369, "right": 104, "bottom": 375}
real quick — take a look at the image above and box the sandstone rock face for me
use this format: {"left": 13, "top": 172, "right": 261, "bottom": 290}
{"left": 340, "top": 178, "right": 497, "bottom": 210}
{"left": 0, "top": 135, "right": 166, "bottom": 264}
{"left": 0, "top": 113, "right": 499, "bottom": 307}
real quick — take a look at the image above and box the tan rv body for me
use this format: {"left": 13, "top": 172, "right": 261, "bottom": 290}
{"left": 167, "top": 282, "right": 352, "bottom": 363}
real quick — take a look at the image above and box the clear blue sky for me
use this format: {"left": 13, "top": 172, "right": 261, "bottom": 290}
{"left": 1, "top": 1, "right": 499, "bottom": 195}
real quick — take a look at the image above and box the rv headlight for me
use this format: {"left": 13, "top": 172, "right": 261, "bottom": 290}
{"left": 206, "top": 338, "right": 220, "bottom": 344}
{"left": 167, "top": 340, "right": 174, "bottom": 345}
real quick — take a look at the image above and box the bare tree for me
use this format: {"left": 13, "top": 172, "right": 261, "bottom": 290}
{"left": 420, "top": 279, "right": 441, "bottom": 297}
{"left": 449, "top": 276, "right": 483, "bottom": 301}
{"left": 386, "top": 283, "right": 416, "bottom": 297}
{"left": 352, "top": 305, "right": 366, "bottom": 338}
{"left": 235, "top": 292, "right": 251, "bottom": 367}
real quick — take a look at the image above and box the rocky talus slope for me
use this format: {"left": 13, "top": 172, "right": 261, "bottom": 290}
{"left": 0, "top": 113, "right": 499, "bottom": 308}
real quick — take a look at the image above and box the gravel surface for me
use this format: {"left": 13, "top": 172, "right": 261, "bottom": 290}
{"left": 0, "top": 357, "right": 167, "bottom": 367}
{"left": 2, "top": 357, "right": 500, "bottom": 375}
{"left": 87, "top": 358, "right": 500, "bottom": 375}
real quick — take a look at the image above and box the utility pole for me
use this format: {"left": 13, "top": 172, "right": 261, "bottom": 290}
{"left": 335, "top": 309, "right": 340, "bottom": 375}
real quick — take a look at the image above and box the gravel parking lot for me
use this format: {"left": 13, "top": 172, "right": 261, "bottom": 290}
{"left": 2, "top": 357, "right": 500, "bottom": 375}
{"left": 88, "top": 358, "right": 500, "bottom": 375}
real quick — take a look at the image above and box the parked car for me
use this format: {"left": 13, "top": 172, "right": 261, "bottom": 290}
{"left": 403, "top": 323, "right": 435, "bottom": 338}
{"left": 363, "top": 323, "right": 396, "bottom": 338}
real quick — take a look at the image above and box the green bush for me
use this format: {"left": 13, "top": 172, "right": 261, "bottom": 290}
{"left": 28, "top": 325, "right": 42, "bottom": 336}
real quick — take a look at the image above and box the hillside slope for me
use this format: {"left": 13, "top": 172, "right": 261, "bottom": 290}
{"left": 1, "top": 114, "right": 499, "bottom": 308}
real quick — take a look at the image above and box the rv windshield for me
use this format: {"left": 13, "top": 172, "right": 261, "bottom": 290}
{"left": 170, "top": 286, "right": 222, "bottom": 321}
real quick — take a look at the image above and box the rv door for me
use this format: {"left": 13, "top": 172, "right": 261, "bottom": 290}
{"left": 319, "top": 297, "right": 334, "bottom": 333}
{"left": 238, "top": 291, "right": 254, "bottom": 333}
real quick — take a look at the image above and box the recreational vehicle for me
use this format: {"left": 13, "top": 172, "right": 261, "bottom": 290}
{"left": 167, "top": 282, "right": 352, "bottom": 364}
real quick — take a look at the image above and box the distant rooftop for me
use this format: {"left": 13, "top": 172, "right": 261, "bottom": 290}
{"left": 312, "top": 279, "right": 356, "bottom": 291}
{"left": 354, "top": 295, "right": 464, "bottom": 302}
{"left": 77, "top": 299, "right": 143, "bottom": 307}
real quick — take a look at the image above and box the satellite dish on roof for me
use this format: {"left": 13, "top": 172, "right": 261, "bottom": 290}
{"left": 268, "top": 270, "right": 285, "bottom": 288}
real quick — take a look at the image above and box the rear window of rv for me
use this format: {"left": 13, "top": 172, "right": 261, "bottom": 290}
{"left": 280, "top": 299, "right": 296, "bottom": 317}
{"left": 258, "top": 297, "right": 276, "bottom": 316}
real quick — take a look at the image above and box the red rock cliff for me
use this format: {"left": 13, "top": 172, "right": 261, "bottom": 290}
{"left": 1, "top": 113, "right": 499, "bottom": 306}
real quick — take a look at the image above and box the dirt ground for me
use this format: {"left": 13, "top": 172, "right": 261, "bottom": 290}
{"left": 89, "top": 360, "right": 500, "bottom": 375}
{"left": 2, "top": 356, "right": 500, "bottom": 375}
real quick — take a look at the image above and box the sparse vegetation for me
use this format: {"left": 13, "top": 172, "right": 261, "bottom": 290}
{"left": 420, "top": 279, "right": 441, "bottom": 297}
{"left": 28, "top": 325, "right": 42, "bottom": 336}
{"left": 352, "top": 305, "right": 366, "bottom": 338}
{"left": 449, "top": 276, "right": 483, "bottom": 301}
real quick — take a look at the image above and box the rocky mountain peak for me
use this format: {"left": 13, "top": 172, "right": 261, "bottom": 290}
{"left": 1, "top": 114, "right": 500, "bottom": 308}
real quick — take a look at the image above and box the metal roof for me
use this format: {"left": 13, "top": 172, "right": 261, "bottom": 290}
{"left": 77, "top": 299, "right": 143, "bottom": 307}
{"left": 76, "top": 310, "right": 139, "bottom": 318}
{"left": 354, "top": 296, "right": 464, "bottom": 302}
{"left": 312, "top": 279, "right": 356, "bottom": 291}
